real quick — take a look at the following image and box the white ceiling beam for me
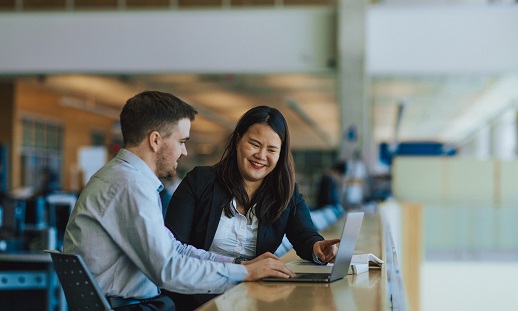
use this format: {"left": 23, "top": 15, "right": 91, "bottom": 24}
{"left": 439, "top": 75, "right": 518, "bottom": 143}
{"left": 367, "top": 5, "right": 518, "bottom": 75}
{"left": 0, "top": 8, "right": 334, "bottom": 74}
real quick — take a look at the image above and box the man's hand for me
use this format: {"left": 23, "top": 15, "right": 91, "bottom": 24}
{"left": 242, "top": 254, "right": 295, "bottom": 281}
{"left": 313, "top": 239, "right": 340, "bottom": 264}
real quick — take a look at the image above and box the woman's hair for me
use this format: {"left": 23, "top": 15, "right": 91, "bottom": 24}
{"left": 213, "top": 106, "right": 295, "bottom": 224}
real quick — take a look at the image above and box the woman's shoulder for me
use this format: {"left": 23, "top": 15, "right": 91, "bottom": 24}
{"left": 184, "top": 166, "right": 226, "bottom": 199}
{"left": 185, "top": 166, "right": 216, "bottom": 179}
{"left": 189, "top": 165, "right": 214, "bottom": 174}
{"left": 288, "top": 183, "right": 305, "bottom": 203}
{"left": 292, "top": 183, "right": 302, "bottom": 195}
{"left": 185, "top": 166, "right": 217, "bottom": 185}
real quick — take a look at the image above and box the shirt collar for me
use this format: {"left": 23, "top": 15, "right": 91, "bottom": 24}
{"left": 230, "top": 198, "right": 239, "bottom": 216}
{"left": 231, "top": 198, "right": 257, "bottom": 218}
{"left": 116, "top": 148, "right": 164, "bottom": 193}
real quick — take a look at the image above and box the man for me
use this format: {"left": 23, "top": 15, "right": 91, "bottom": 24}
{"left": 315, "top": 161, "right": 347, "bottom": 211}
{"left": 64, "top": 91, "right": 294, "bottom": 311}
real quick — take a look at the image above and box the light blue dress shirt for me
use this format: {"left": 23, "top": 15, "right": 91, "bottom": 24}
{"left": 64, "top": 149, "right": 247, "bottom": 299}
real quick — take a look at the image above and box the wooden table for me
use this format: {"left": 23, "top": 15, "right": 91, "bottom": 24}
{"left": 198, "top": 212, "right": 393, "bottom": 311}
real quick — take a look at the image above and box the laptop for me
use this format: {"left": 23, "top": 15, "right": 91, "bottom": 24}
{"left": 262, "top": 211, "right": 364, "bottom": 283}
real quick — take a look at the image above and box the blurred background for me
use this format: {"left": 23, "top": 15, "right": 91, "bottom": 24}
{"left": 1, "top": 0, "right": 518, "bottom": 310}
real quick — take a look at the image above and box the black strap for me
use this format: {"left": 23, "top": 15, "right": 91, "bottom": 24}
{"left": 108, "top": 295, "right": 175, "bottom": 311}
{"left": 107, "top": 296, "right": 146, "bottom": 308}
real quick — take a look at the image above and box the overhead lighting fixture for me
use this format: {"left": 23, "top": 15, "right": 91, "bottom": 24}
{"left": 61, "top": 97, "right": 119, "bottom": 119}
{"left": 393, "top": 100, "right": 407, "bottom": 143}
{"left": 284, "top": 99, "right": 332, "bottom": 146}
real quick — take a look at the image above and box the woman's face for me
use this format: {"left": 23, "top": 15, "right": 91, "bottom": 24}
{"left": 236, "top": 123, "right": 282, "bottom": 186}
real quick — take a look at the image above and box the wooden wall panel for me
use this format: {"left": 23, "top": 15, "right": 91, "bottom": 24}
{"left": 0, "top": 82, "right": 15, "bottom": 148}
{"left": 15, "top": 81, "right": 115, "bottom": 192}
{"left": 0, "top": 0, "right": 15, "bottom": 9}
{"left": 75, "top": 0, "right": 118, "bottom": 8}
{"left": 177, "top": 0, "right": 222, "bottom": 7}
{"left": 23, "top": 0, "right": 66, "bottom": 10}
{"left": 0, "top": 82, "right": 15, "bottom": 190}
{"left": 126, "top": 0, "right": 170, "bottom": 7}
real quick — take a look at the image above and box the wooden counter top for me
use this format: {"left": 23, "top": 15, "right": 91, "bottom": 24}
{"left": 197, "top": 211, "right": 391, "bottom": 311}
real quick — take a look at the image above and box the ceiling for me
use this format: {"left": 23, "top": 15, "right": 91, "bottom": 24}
{"left": 28, "top": 73, "right": 340, "bottom": 154}
{"left": 2, "top": 0, "right": 517, "bottom": 159}
{"left": 20, "top": 72, "right": 518, "bottom": 157}
{"left": 373, "top": 74, "right": 518, "bottom": 146}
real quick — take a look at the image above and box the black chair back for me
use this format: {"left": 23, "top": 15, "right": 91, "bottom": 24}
{"left": 45, "top": 250, "right": 113, "bottom": 311}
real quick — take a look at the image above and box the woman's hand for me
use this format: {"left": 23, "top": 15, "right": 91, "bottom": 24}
{"left": 313, "top": 239, "right": 340, "bottom": 263}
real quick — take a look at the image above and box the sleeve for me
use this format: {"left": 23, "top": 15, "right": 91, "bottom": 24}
{"left": 101, "top": 179, "right": 246, "bottom": 295}
{"left": 168, "top": 230, "right": 233, "bottom": 264}
{"left": 284, "top": 185, "right": 324, "bottom": 261}
{"left": 164, "top": 168, "right": 199, "bottom": 244}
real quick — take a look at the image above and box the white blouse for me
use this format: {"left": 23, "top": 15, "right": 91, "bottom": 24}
{"left": 209, "top": 198, "right": 259, "bottom": 259}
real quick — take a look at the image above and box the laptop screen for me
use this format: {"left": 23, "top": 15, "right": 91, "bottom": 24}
{"left": 330, "top": 212, "right": 364, "bottom": 281}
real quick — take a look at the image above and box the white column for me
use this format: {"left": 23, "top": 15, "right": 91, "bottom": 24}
{"left": 337, "top": 0, "right": 371, "bottom": 167}
{"left": 491, "top": 109, "right": 517, "bottom": 160}
{"left": 458, "top": 126, "right": 490, "bottom": 159}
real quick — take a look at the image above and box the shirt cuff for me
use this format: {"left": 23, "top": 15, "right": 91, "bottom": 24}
{"left": 312, "top": 251, "right": 326, "bottom": 265}
{"left": 225, "top": 263, "right": 248, "bottom": 283}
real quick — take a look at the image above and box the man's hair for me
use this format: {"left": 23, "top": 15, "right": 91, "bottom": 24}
{"left": 214, "top": 105, "right": 295, "bottom": 224}
{"left": 120, "top": 91, "right": 198, "bottom": 147}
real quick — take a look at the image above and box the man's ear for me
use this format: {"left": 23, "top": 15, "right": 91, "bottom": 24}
{"left": 149, "top": 131, "right": 161, "bottom": 153}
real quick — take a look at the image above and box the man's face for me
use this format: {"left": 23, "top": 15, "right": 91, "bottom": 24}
{"left": 155, "top": 118, "right": 191, "bottom": 179}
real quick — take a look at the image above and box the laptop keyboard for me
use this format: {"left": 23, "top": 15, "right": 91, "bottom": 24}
{"left": 295, "top": 273, "right": 330, "bottom": 280}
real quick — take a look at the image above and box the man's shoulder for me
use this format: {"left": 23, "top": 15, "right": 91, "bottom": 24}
{"left": 96, "top": 158, "right": 139, "bottom": 180}
{"left": 89, "top": 159, "right": 152, "bottom": 194}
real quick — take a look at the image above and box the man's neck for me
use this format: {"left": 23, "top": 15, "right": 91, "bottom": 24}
{"left": 125, "top": 145, "right": 157, "bottom": 176}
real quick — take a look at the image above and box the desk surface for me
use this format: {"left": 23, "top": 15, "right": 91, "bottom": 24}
{"left": 0, "top": 251, "right": 51, "bottom": 263}
{"left": 197, "top": 212, "right": 389, "bottom": 311}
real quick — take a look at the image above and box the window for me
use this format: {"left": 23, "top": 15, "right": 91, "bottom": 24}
{"left": 21, "top": 118, "right": 63, "bottom": 191}
{"left": 91, "top": 130, "right": 105, "bottom": 146}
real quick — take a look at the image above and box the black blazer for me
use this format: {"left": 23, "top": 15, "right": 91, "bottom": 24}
{"left": 165, "top": 166, "right": 323, "bottom": 261}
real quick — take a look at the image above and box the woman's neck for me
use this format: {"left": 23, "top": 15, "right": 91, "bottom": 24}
{"left": 244, "top": 180, "right": 261, "bottom": 200}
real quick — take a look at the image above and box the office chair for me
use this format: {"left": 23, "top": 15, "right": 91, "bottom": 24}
{"left": 45, "top": 250, "right": 113, "bottom": 311}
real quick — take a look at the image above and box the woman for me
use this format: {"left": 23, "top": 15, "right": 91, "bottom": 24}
{"left": 164, "top": 106, "right": 338, "bottom": 309}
